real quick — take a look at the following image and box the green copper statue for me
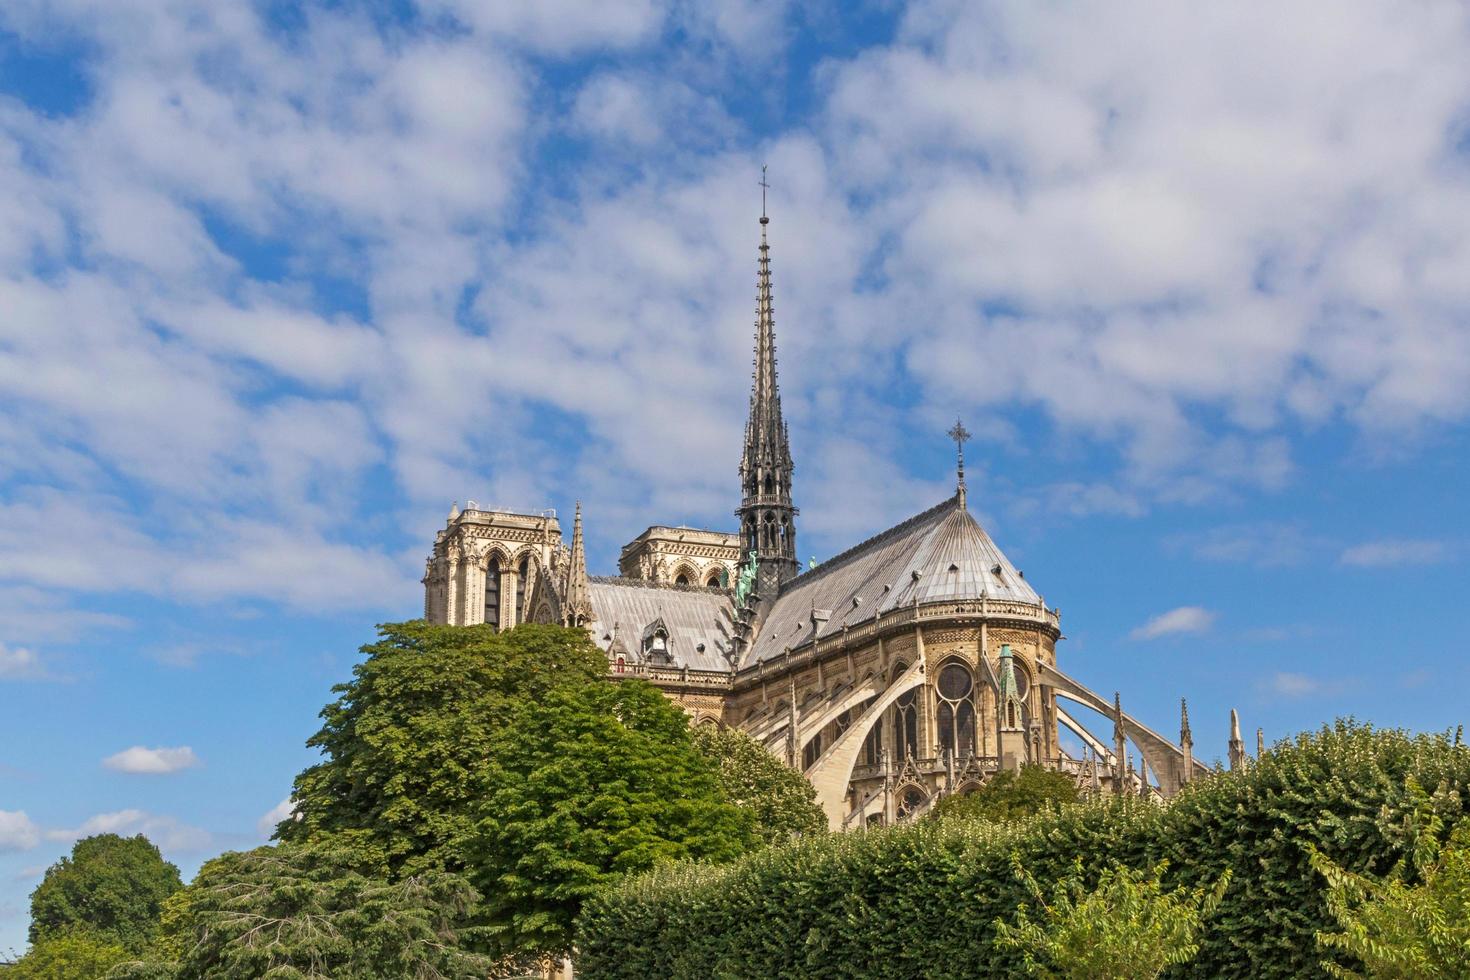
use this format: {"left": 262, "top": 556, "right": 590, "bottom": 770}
{"left": 734, "top": 549, "right": 759, "bottom": 608}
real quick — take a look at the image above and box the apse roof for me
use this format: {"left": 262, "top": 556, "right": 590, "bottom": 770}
{"left": 740, "top": 495, "right": 1040, "bottom": 668}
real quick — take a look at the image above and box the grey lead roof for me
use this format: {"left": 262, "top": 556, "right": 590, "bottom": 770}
{"left": 585, "top": 577, "right": 736, "bottom": 672}
{"left": 741, "top": 495, "right": 1040, "bottom": 668}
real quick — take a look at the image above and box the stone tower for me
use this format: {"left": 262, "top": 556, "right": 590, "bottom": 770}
{"left": 736, "top": 200, "right": 799, "bottom": 598}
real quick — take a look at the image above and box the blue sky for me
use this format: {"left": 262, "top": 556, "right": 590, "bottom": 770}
{"left": 3, "top": 0, "right": 1470, "bottom": 953}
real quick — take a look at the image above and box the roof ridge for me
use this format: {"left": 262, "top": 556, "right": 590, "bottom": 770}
{"left": 776, "top": 495, "right": 959, "bottom": 595}
{"left": 590, "top": 575, "right": 730, "bottom": 594}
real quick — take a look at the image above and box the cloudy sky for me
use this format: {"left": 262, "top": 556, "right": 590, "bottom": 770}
{"left": 4, "top": 0, "right": 1470, "bottom": 951}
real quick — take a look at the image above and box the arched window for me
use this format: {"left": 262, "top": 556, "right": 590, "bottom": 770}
{"left": 859, "top": 697, "right": 881, "bottom": 767}
{"left": 675, "top": 572, "right": 690, "bottom": 586}
{"left": 615, "top": 656, "right": 626, "bottom": 673}
{"left": 763, "top": 473, "right": 774, "bottom": 496}
{"left": 746, "top": 519, "right": 757, "bottom": 551}
{"left": 782, "top": 517, "right": 793, "bottom": 556}
{"left": 516, "top": 557, "right": 529, "bottom": 625}
{"left": 897, "top": 785, "right": 928, "bottom": 820}
{"left": 936, "top": 662, "right": 977, "bottom": 759}
{"left": 706, "top": 570, "right": 723, "bottom": 588}
{"left": 802, "top": 732, "right": 823, "bottom": 770}
{"left": 763, "top": 512, "right": 776, "bottom": 549}
{"left": 894, "top": 685, "right": 919, "bottom": 760}
{"left": 484, "top": 557, "right": 501, "bottom": 629}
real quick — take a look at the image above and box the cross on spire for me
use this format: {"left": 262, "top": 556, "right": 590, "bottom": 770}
{"left": 759, "top": 164, "right": 770, "bottom": 223}
{"left": 947, "top": 417, "right": 971, "bottom": 509}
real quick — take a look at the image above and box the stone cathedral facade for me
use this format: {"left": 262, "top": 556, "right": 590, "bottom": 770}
{"left": 423, "top": 210, "right": 1219, "bottom": 830}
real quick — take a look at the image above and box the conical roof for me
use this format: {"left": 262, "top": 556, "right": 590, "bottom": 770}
{"left": 741, "top": 495, "right": 1041, "bottom": 667}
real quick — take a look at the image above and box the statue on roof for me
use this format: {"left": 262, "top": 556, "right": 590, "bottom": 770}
{"left": 734, "top": 549, "right": 758, "bottom": 609}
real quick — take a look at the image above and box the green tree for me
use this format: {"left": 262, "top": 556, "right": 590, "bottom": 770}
{"left": 281, "top": 621, "right": 609, "bottom": 876}
{"left": 139, "top": 843, "right": 496, "bottom": 980}
{"left": 1312, "top": 807, "right": 1470, "bottom": 979}
{"left": 930, "top": 765, "right": 1080, "bottom": 824}
{"left": 7, "top": 932, "right": 130, "bottom": 980}
{"left": 993, "top": 859, "right": 1231, "bottom": 979}
{"left": 28, "top": 835, "right": 182, "bottom": 952}
{"left": 471, "top": 679, "right": 752, "bottom": 959}
{"left": 284, "top": 622, "right": 753, "bottom": 963}
{"left": 690, "top": 724, "right": 827, "bottom": 845}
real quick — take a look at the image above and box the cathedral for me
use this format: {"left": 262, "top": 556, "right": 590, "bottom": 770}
{"left": 422, "top": 207, "right": 1224, "bottom": 830}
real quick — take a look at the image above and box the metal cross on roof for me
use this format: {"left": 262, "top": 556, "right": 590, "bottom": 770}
{"left": 948, "top": 418, "right": 971, "bottom": 508}
{"left": 759, "top": 164, "right": 770, "bottom": 219}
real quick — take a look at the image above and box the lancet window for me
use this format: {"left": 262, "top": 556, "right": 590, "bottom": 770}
{"left": 516, "top": 556, "right": 529, "bottom": 623}
{"left": 936, "top": 661, "right": 977, "bottom": 758}
{"left": 893, "top": 684, "right": 919, "bottom": 760}
{"left": 484, "top": 557, "right": 501, "bottom": 629}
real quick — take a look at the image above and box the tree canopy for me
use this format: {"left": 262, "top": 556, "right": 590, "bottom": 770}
{"left": 6, "top": 932, "right": 130, "bottom": 980}
{"left": 28, "top": 834, "right": 183, "bottom": 953}
{"left": 928, "top": 764, "right": 1080, "bottom": 824}
{"left": 282, "top": 622, "right": 755, "bottom": 962}
{"left": 141, "top": 843, "right": 495, "bottom": 980}
{"left": 690, "top": 724, "right": 827, "bottom": 845}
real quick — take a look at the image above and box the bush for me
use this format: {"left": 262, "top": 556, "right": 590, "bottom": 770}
{"left": 577, "top": 721, "right": 1470, "bottom": 979}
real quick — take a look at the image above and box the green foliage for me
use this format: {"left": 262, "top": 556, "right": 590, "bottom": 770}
{"left": 28, "top": 835, "right": 183, "bottom": 953}
{"left": 284, "top": 621, "right": 753, "bottom": 963}
{"left": 993, "top": 860, "right": 1230, "bottom": 979}
{"left": 139, "top": 843, "right": 497, "bottom": 979}
{"left": 8, "top": 932, "right": 130, "bottom": 980}
{"left": 470, "top": 680, "right": 751, "bottom": 958}
{"left": 691, "top": 725, "right": 827, "bottom": 845}
{"left": 1311, "top": 790, "right": 1470, "bottom": 980}
{"left": 577, "top": 721, "right": 1470, "bottom": 979}
{"left": 929, "top": 765, "right": 1080, "bottom": 824}
{"left": 282, "top": 622, "right": 610, "bottom": 878}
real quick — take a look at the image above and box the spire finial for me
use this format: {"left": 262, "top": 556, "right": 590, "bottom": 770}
{"left": 563, "top": 500, "right": 592, "bottom": 628}
{"left": 759, "top": 163, "right": 770, "bottom": 223}
{"left": 947, "top": 418, "right": 971, "bottom": 508}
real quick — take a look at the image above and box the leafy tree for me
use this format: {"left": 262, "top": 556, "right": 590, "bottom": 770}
{"left": 281, "top": 622, "right": 609, "bottom": 876}
{"left": 470, "top": 679, "right": 752, "bottom": 959}
{"left": 1312, "top": 795, "right": 1470, "bottom": 979}
{"left": 136, "top": 843, "right": 497, "bottom": 980}
{"left": 992, "top": 859, "right": 1231, "bottom": 979}
{"left": 930, "top": 765, "right": 1079, "bottom": 824}
{"left": 6, "top": 932, "right": 130, "bottom": 980}
{"left": 690, "top": 724, "right": 827, "bottom": 845}
{"left": 28, "top": 835, "right": 182, "bottom": 952}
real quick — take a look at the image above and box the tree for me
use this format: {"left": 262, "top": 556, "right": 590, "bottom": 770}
{"left": 690, "top": 725, "right": 827, "bottom": 845}
{"left": 992, "top": 859, "right": 1231, "bottom": 980}
{"left": 137, "top": 843, "right": 496, "bottom": 980}
{"left": 28, "top": 834, "right": 183, "bottom": 952}
{"left": 1312, "top": 799, "right": 1470, "bottom": 979}
{"left": 6, "top": 932, "right": 129, "bottom": 980}
{"left": 284, "top": 622, "right": 753, "bottom": 963}
{"left": 281, "top": 622, "right": 610, "bottom": 877}
{"left": 930, "top": 765, "right": 1080, "bottom": 824}
{"left": 471, "top": 679, "right": 752, "bottom": 959}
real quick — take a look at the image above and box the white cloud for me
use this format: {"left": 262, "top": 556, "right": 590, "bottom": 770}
{"left": 102, "top": 746, "right": 201, "bottom": 775}
{"left": 1129, "top": 605, "right": 1216, "bottom": 641}
{"left": 0, "top": 812, "right": 40, "bottom": 852}
{"left": 0, "top": 642, "right": 46, "bottom": 680}
{"left": 45, "top": 810, "right": 212, "bottom": 853}
{"left": 1339, "top": 539, "right": 1453, "bottom": 568}
{"left": 256, "top": 798, "right": 297, "bottom": 837}
{"left": 1263, "top": 670, "right": 1352, "bottom": 700}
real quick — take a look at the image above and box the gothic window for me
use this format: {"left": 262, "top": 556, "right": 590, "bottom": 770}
{"left": 706, "top": 570, "right": 723, "bottom": 588}
{"left": 894, "top": 685, "right": 919, "bottom": 760}
{"left": 615, "top": 656, "right": 625, "bottom": 673}
{"left": 802, "top": 732, "right": 823, "bottom": 769}
{"left": 763, "top": 512, "right": 776, "bottom": 549}
{"left": 764, "top": 473, "right": 775, "bottom": 496}
{"left": 936, "top": 662, "right": 977, "bottom": 759}
{"left": 782, "top": 517, "right": 793, "bottom": 556}
{"left": 859, "top": 697, "right": 881, "bottom": 767}
{"left": 746, "top": 519, "right": 757, "bottom": 551}
{"left": 484, "top": 557, "right": 501, "bottom": 629}
{"left": 897, "top": 785, "right": 928, "bottom": 820}
{"left": 516, "top": 557, "right": 529, "bottom": 625}
{"left": 675, "top": 572, "right": 690, "bottom": 586}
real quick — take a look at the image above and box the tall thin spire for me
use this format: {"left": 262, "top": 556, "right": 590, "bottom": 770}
{"left": 563, "top": 501, "right": 592, "bottom": 627}
{"left": 1113, "top": 692, "right": 1128, "bottom": 796}
{"left": 1229, "top": 708, "right": 1245, "bottom": 771}
{"left": 1180, "top": 698, "right": 1194, "bottom": 785}
{"left": 737, "top": 169, "right": 799, "bottom": 597}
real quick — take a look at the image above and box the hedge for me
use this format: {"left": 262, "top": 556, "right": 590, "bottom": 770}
{"left": 577, "top": 721, "right": 1470, "bottom": 979}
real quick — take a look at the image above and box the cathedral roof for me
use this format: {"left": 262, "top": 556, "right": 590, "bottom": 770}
{"left": 585, "top": 576, "right": 736, "bottom": 673}
{"left": 740, "top": 495, "right": 1040, "bottom": 668}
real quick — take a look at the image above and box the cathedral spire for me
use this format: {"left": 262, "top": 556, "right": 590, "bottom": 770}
{"left": 948, "top": 418, "right": 971, "bottom": 509}
{"left": 1228, "top": 708, "right": 1246, "bottom": 771}
{"left": 737, "top": 171, "right": 799, "bottom": 597}
{"left": 563, "top": 501, "right": 592, "bottom": 627}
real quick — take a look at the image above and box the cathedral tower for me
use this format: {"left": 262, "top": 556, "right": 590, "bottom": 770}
{"left": 736, "top": 189, "right": 799, "bottom": 597}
